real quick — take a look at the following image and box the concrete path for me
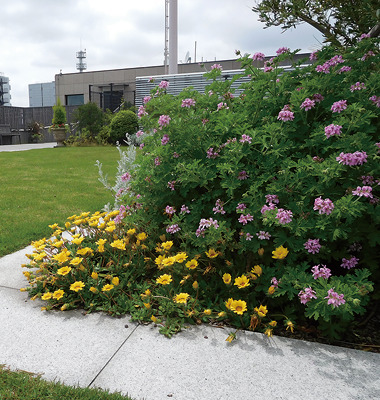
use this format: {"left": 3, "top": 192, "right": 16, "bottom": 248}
{"left": 1, "top": 246, "right": 379, "bottom": 400}
{"left": 0, "top": 143, "right": 57, "bottom": 152}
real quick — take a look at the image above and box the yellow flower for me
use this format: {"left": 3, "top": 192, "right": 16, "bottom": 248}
{"left": 222, "top": 273, "right": 232, "bottom": 285}
{"left": 174, "top": 293, "right": 190, "bottom": 304}
{"left": 143, "top": 303, "right": 151, "bottom": 309}
{"left": 71, "top": 236, "right": 85, "bottom": 245}
{"left": 225, "top": 298, "right": 234, "bottom": 310}
{"left": 185, "top": 259, "right": 198, "bottom": 270}
{"left": 156, "top": 274, "right": 172, "bottom": 285}
{"left": 205, "top": 248, "right": 218, "bottom": 258}
{"left": 192, "top": 281, "right": 199, "bottom": 290}
{"left": 269, "top": 320, "right": 277, "bottom": 327}
{"left": 161, "top": 241, "right": 173, "bottom": 251}
{"left": 110, "top": 239, "right": 126, "bottom": 250}
{"left": 258, "top": 248, "right": 265, "bottom": 256}
{"left": 230, "top": 300, "right": 247, "bottom": 315}
{"left": 226, "top": 332, "right": 236, "bottom": 343}
{"left": 204, "top": 309, "right": 212, "bottom": 315}
{"left": 218, "top": 311, "right": 226, "bottom": 318}
{"left": 254, "top": 305, "right": 268, "bottom": 318}
{"left": 286, "top": 320, "right": 295, "bottom": 333}
{"left": 155, "top": 255, "right": 166, "bottom": 269}
{"left": 112, "top": 277, "right": 120, "bottom": 286}
{"left": 48, "top": 223, "right": 59, "bottom": 230}
{"left": 70, "top": 281, "right": 85, "bottom": 292}
{"left": 89, "top": 286, "right": 98, "bottom": 293}
{"left": 32, "top": 252, "right": 47, "bottom": 261}
{"left": 65, "top": 221, "right": 71, "bottom": 229}
{"left": 96, "top": 239, "right": 107, "bottom": 246}
{"left": 137, "top": 232, "right": 148, "bottom": 241}
{"left": 70, "top": 257, "right": 83, "bottom": 266}
{"left": 77, "top": 247, "right": 94, "bottom": 256}
{"left": 52, "top": 240, "right": 64, "bottom": 248}
{"left": 60, "top": 304, "right": 68, "bottom": 311}
{"left": 91, "top": 271, "right": 98, "bottom": 279}
{"left": 32, "top": 238, "right": 46, "bottom": 249}
{"left": 127, "top": 228, "right": 136, "bottom": 235}
{"left": 105, "top": 225, "right": 116, "bottom": 233}
{"left": 57, "top": 266, "right": 72, "bottom": 276}
{"left": 52, "top": 289, "right": 65, "bottom": 300}
{"left": 251, "top": 265, "right": 262, "bottom": 277}
{"left": 102, "top": 284, "right": 114, "bottom": 292}
{"left": 264, "top": 328, "right": 273, "bottom": 337}
{"left": 272, "top": 245, "right": 289, "bottom": 259}
{"left": 53, "top": 251, "right": 71, "bottom": 264}
{"left": 234, "top": 275, "right": 250, "bottom": 289}
{"left": 162, "top": 256, "right": 176, "bottom": 267}
{"left": 41, "top": 292, "right": 53, "bottom": 301}
{"left": 268, "top": 286, "right": 276, "bottom": 295}
{"left": 175, "top": 252, "right": 188, "bottom": 263}
{"left": 151, "top": 315, "right": 158, "bottom": 323}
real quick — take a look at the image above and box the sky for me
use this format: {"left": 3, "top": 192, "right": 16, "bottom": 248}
{"left": 1, "top": 0, "right": 324, "bottom": 107}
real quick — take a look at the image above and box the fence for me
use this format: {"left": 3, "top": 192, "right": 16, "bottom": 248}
{"left": 0, "top": 105, "right": 79, "bottom": 144}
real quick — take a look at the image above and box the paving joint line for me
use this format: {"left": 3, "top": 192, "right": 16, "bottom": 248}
{"left": 87, "top": 324, "right": 140, "bottom": 388}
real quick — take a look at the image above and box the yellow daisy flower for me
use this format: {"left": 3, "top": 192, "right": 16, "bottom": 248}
{"left": 154, "top": 255, "right": 166, "bottom": 269}
{"left": 77, "top": 247, "right": 93, "bottom": 256}
{"left": 205, "top": 248, "right": 219, "bottom": 258}
{"left": 225, "top": 298, "right": 234, "bottom": 310}
{"left": 222, "top": 273, "right": 232, "bottom": 284}
{"left": 162, "top": 256, "right": 176, "bottom": 267}
{"left": 137, "top": 232, "right": 148, "bottom": 241}
{"left": 127, "top": 228, "right": 136, "bottom": 235}
{"left": 70, "top": 281, "right": 85, "bottom": 292}
{"left": 230, "top": 300, "right": 247, "bottom": 315}
{"left": 32, "top": 252, "right": 47, "bottom": 261}
{"left": 89, "top": 286, "right": 98, "bottom": 293}
{"left": 161, "top": 241, "right": 174, "bottom": 251}
{"left": 102, "top": 284, "right": 114, "bottom": 292}
{"left": 174, "top": 293, "right": 190, "bottom": 304}
{"left": 272, "top": 245, "right": 289, "bottom": 259}
{"left": 91, "top": 272, "right": 98, "bottom": 279}
{"left": 111, "top": 277, "right": 120, "bottom": 286}
{"left": 254, "top": 304, "right": 268, "bottom": 318}
{"left": 175, "top": 252, "right": 188, "bottom": 263}
{"left": 57, "top": 266, "right": 72, "bottom": 276}
{"left": 52, "top": 289, "right": 65, "bottom": 300}
{"left": 234, "top": 275, "right": 250, "bottom": 289}
{"left": 71, "top": 236, "right": 85, "bottom": 245}
{"left": 203, "top": 309, "right": 212, "bottom": 315}
{"left": 110, "top": 239, "right": 126, "bottom": 250}
{"left": 70, "top": 257, "right": 83, "bottom": 266}
{"left": 192, "top": 281, "right": 199, "bottom": 290}
{"left": 156, "top": 274, "right": 173, "bottom": 285}
{"left": 53, "top": 251, "right": 71, "bottom": 264}
{"left": 251, "top": 265, "right": 262, "bottom": 276}
{"left": 41, "top": 292, "right": 53, "bottom": 301}
{"left": 185, "top": 259, "right": 198, "bottom": 270}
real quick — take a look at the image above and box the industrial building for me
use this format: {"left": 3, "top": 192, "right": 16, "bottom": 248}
{"left": 0, "top": 74, "right": 11, "bottom": 106}
{"left": 28, "top": 82, "right": 56, "bottom": 107}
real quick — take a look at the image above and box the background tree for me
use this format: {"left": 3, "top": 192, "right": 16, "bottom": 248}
{"left": 252, "top": 0, "right": 379, "bottom": 46}
{"left": 73, "top": 102, "right": 104, "bottom": 138}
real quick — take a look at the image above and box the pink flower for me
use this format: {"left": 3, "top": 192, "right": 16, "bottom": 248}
{"left": 211, "top": 63, "right": 222, "bottom": 71}
{"left": 271, "top": 277, "right": 279, "bottom": 287}
{"left": 361, "top": 176, "right": 374, "bottom": 185}
{"left": 336, "top": 151, "right": 367, "bottom": 166}
{"left": 324, "top": 124, "right": 342, "bottom": 138}
{"left": 304, "top": 239, "right": 321, "bottom": 254}
{"left": 309, "top": 51, "right": 318, "bottom": 61}
{"left": 236, "top": 203, "right": 247, "bottom": 211}
{"left": 313, "top": 197, "right": 334, "bottom": 215}
{"left": 138, "top": 105, "right": 148, "bottom": 118}
{"left": 196, "top": 218, "right": 219, "bottom": 237}
{"left": 158, "top": 80, "right": 169, "bottom": 89}
{"left": 121, "top": 172, "right": 131, "bottom": 182}
{"left": 181, "top": 98, "right": 196, "bottom": 108}
{"left": 237, "top": 170, "right": 249, "bottom": 180}
{"left": 358, "top": 33, "right": 370, "bottom": 41}
{"left": 352, "top": 186, "right": 373, "bottom": 198}
{"left": 114, "top": 205, "right": 126, "bottom": 224}
{"left": 206, "top": 147, "right": 219, "bottom": 159}
{"left": 369, "top": 95, "right": 380, "bottom": 108}
{"left": 238, "top": 214, "right": 254, "bottom": 225}
{"left": 261, "top": 203, "right": 276, "bottom": 214}
{"left": 265, "top": 194, "right": 279, "bottom": 204}
{"left": 277, "top": 109, "right": 295, "bottom": 122}
{"left": 312, "top": 265, "right": 332, "bottom": 279}
{"left": 166, "top": 224, "right": 181, "bottom": 234}
{"left": 276, "top": 47, "right": 290, "bottom": 55}
{"left": 161, "top": 134, "right": 170, "bottom": 145}
{"left": 136, "top": 130, "right": 144, "bottom": 138}
{"left": 180, "top": 205, "right": 190, "bottom": 214}
{"left": 275, "top": 208, "right": 293, "bottom": 224}
{"left": 341, "top": 256, "right": 359, "bottom": 269}
{"left": 240, "top": 134, "right": 252, "bottom": 144}
{"left": 213, "top": 199, "right": 226, "bottom": 215}
{"left": 337, "top": 66, "right": 352, "bottom": 74}
{"left": 165, "top": 205, "right": 176, "bottom": 216}
{"left": 312, "top": 93, "right": 324, "bottom": 103}
{"left": 331, "top": 100, "right": 347, "bottom": 113}
{"left": 245, "top": 233, "right": 253, "bottom": 241}
{"left": 173, "top": 152, "right": 180, "bottom": 158}
{"left": 154, "top": 157, "right": 161, "bottom": 166}
{"left": 256, "top": 231, "right": 271, "bottom": 240}
{"left": 167, "top": 181, "right": 176, "bottom": 191}
{"left": 143, "top": 96, "right": 152, "bottom": 104}
{"left": 300, "top": 98, "right": 316, "bottom": 111}
{"left": 361, "top": 51, "right": 375, "bottom": 61}
{"left": 325, "top": 288, "right": 346, "bottom": 308}
{"left": 217, "top": 102, "right": 228, "bottom": 110}
{"left": 350, "top": 82, "right": 366, "bottom": 92}
{"left": 252, "top": 52, "right": 265, "bottom": 61}
{"left": 158, "top": 115, "right": 171, "bottom": 129}
{"left": 299, "top": 287, "right": 317, "bottom": 304}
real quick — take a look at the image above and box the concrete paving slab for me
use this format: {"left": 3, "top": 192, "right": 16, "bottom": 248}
{"left": 91, "top": 323, "right": 380, "bottom": 400}
{"left": 0, "top": 143, "right": 57, "bottom": 152}
{"left": 0, "top": 287, "right": 138, "bottom": 388}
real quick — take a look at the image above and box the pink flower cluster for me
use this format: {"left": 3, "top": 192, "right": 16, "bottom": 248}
{"left": 309, "top": 51, "right": 318, "bottom": 61}
{"left": 138, "top": 105, "right": 148, "bottom": 118}
{"left": 252, "top": 52, "right": 265, "bottom": 61}
{"left": 331, "top": 100, "right": 347, "bottom": 113}
{"left": 304, "top": 239, "right": 321, "bottom": 254}
{"left": 158, "top": 115, "right": 171, "bottom": 129}
{"left": 350, "top": 82, "right": 366, "bottom": 92}
{"left": 298, "top": 287, "right": 317, "bottom": 304}
{"left": 278, "top": 105, "right": 294, "bottom": 122}
{"left": 196, "top": 218, "right": 219, "bottom": 237}
{"left": 341, "top": 256, "right": 359, "bottom": 269}
{"left": 181, "top": 98, "right": 196, "bottom": 108}
{"left": 324, "top": 124, "right": 342, "bottom": 138}
{"left": 166, "top": 224, "right": 181, "bottom": 234}
{"left": 167, "top": 181, "right": 176, "bottom": 191}
{"left": 114, "top": 205, "right": 126, "bottom": 224}
{"left": 352, "top": 186, "right": 373, "bottom": 198}
{"left": 313, "top": 197, "right": 334, "bottom": 215}
{"left": 336, "top": 151, "right": 367, "bottom": 166}
{"left": 238, "top": 214, "right": 254, "bottom": 225}
{"left": 158, "top": 80, "right": 169, "bottom": 89}
{"left": 206, "top": 147, "right": 220, "bottom": 159}
{"left": 369, "top": 95, "right": 380, "bottom": 108}
{"left": 165, "top": 205, "right": 176, "bottom": 216}
{"left": 325, "top": 288, "right": 345, "bottom": 308}
{"left": 121, "top": 172, "right": 131, "bottom": 182}
{"left": 161, "top": 134, "right": 170, "bottom": 145}
{"left": 312, "top": 93, "right": 324, "bottom": 103}
{"left": 237, "top": 170, "right": 249, "bottom": 180}
{"left": 217, "top": 102, "right": 229, "bottom": 110}
{"left": 143, "top": 96, "right": 152, "bottom": 104}
{"left": 361, "top": 51, "right": 375, "bottom": 61}
{"left": 211, "top": 64, "right": 222, "bottom": 71}
{"left": 358, "top": 33, "right": 370, "bottom": 41}
{"left": 236, "top": 203, "right": 246, "bottom": 211}
{"left": 276, "top": 208, "right": 293, "bottom": 224}
{"left": 276, "top": 47, "right": 290, "bottom": 55}
{"left": 180, "top": 205, "right": 190, "bottom": 214}
{"left": 337, "top": 66, "right": 352, "bottom": 74}
{"left": 265, "top": 194, "right": 279, "bottom": 204}
{"left": 245, "top": 233, "right": 253, "bottom": 241}
{"left": 154, "top": 157, "right": 161, "bottom": 166}
{"left": 312, "top": 264, "right": 332, "bottom": 279}
{"left": 240, "top": 134, "right": 252, "bottom": 144}
{"left": 315, "top": 55, "right": 344, "bottom": 74}
{"left": 213, "top": 199, "right": 226, "bottom": 215}
{"left": 300, "top": 98, "right": 315, "bottom": 111}
{"left": 136, "top": 130, "right": 144, "bottom": 138}
{"left": 361, "top": 175, "right": 374, "bottom": 185}
{"left": 256, "top": 231, "right": 271, "bottom": 240}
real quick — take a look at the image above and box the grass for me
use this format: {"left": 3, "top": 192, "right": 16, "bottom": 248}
{"left": 0, "top": 365, "right": 135, "bottom": 400}
{"left": 0, "top": 146, "right": 118, "bottom": 257}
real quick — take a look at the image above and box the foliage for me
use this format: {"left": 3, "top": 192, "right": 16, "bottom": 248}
{"left": 51, "top": 98, "right": 67, "bottom": 129}
{"left": 73, "top": 102, "right": 105, "bottom": 138}
{"left": 109, "top": 110, "right": 138, "bottom": 144}
{"left": 251, "top": 0, "right": 379, "bottom": 46}
{"left": 28, "top": 121, "right": 44, "bottom": 142}
{"left": 25, "top": 38, "right": 380, "bottom": 341}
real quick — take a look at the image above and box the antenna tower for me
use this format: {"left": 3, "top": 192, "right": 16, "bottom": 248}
{"left": 76, "top": 49, "right": 87, "bottom": 73}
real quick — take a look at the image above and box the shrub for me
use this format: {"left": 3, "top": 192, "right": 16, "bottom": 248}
{"left": 109, "top": 110, "right": 138, "bottom": 144}
{"left": 24, "top": 38, "right": 379, "bottom": 341}
{"left": 73, "top": 102, "right": 105, "bottom": 138}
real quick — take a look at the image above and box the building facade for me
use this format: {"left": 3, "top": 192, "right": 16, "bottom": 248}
{"left": 28, "top": 82, "right": 56, "bottom": 107}
{"left": 0, "top": 74, "right": 11, "bottom": 106}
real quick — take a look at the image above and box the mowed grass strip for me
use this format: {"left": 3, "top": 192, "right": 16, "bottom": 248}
{"left": 0, "top": 147, "right": 118, "bottom": 256}
{"left": 0, "top": 364, "right": 134, "bottom": 400}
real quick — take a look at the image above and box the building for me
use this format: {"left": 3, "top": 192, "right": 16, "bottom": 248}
{"left": 55, "top": 54, "right": 311, "bottom": 111}
{"left": 0, "top": 73, "right": 11, "bottom": 106}
{"left": 28, "top": 82, "right": 56, "bottom": 107}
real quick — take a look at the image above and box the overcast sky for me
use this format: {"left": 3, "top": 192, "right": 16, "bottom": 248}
{"left": 1, "top": 0, "right": 324, "bottom": 107}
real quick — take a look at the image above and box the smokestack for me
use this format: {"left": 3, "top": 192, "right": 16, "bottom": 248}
{"left": 169, "top": 0, "right": 178, "bottom": 74}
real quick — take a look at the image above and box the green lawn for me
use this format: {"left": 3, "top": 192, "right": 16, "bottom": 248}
{"left": 0, "top": 147, "right": 118, "bottom": 257}
{"left": 0, "top": 365, "right": 134, "bottom": 400}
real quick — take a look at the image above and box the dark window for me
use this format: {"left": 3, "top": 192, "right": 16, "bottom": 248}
{"left": 66, "top": 94, "right": 84, "bottom": 106}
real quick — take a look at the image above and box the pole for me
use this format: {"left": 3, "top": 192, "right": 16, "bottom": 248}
{"left": 169, "top": 0, "right": 178, "bottom": 75}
